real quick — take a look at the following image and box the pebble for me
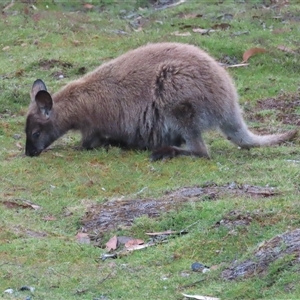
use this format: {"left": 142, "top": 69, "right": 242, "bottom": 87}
{"left": 191, "top": 262, "right": 210, "bottom": 273}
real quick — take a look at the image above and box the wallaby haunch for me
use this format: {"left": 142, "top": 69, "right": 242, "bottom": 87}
{"left": 25, "top": 42, "right": 297, "bottom": 159}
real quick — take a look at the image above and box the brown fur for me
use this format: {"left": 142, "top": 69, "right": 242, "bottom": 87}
{"left": 25, "top": 42, "right": 297, "bottom": 158}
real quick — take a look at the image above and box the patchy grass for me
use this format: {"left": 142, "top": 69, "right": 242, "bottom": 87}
{"left": 0, "top": 0, "right": 300, "bottom": 299}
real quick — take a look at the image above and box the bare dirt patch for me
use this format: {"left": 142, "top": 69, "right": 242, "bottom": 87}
{"left": 81, "top": 182, "right": 278, "bottom": 234}
{"left": 222, "top": 228, "right": 300, "bottom": 280}
{"left": 248, "top": 91, "right": 300, "bottom": 127}
{"left": 38, "top": 59, "right": 73, "bottom": 71}
{"left": 215, "top": 209, "right": 263, "bottom": 229}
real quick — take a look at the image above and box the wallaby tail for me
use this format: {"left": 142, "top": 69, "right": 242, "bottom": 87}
{"left": 220, "top": 115, "right": 297, "bottom": 149}
{"left": 234, "top": 129, "right": 297, "bottom": 149}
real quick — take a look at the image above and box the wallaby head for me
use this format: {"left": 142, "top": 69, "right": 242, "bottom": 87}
{"left": 25, "top": 79, "right": 58, "bottom": 156}
{"left": 24, "top": 43, "right": 297, "bottom": 159}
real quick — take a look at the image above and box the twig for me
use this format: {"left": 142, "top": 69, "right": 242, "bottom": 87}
{"left": 180, "top": 279, "right": 206, "bottom": 289}
{"left": 98, "top": 270, "right": 114, "bottom": 284}
{"left": 48, "top": 267, "right": 71, "bottom": 279}
{"left": 182, "top": 220, "right": 201, "bottom": 232}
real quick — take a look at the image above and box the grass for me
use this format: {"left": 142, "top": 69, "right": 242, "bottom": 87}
{"left": 1, "top": 0, "right": 300, "bottom": 299}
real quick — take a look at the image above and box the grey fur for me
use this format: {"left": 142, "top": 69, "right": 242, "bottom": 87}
{"left": 25, "top": 42, "right": 297, "bottom": 158}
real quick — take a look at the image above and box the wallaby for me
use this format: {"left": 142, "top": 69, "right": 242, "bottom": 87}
{"left": 25, "top": 42, "right": 297, "bottom": 159}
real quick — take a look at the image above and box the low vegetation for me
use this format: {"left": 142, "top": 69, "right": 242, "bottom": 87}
{"left": 0, "top": 0, "right": 299, "bottom": 299}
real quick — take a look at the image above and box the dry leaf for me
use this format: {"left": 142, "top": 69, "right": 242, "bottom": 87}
{"left": 72, "top": 40, "right": 81, "bottom": 46}
{"left": 171, "top": 31, "right": 191, "bottom": 37}
{"left": 32, "top": 13, "right": 41, "bottom": 23}
{"left": 181, "top": 13, "right": 203, "bottom": 19}
{"left": 182, "top": 293, "right": 220, "bottom": 300}
{"left": 125, "top": 239, "right": 144, "bottom": 248}
{"left": 242, "top": 47, "right": 267, "bottom": 62}
{"left": 83, "top": 3, "right": 94, "bottom": 9}
{"left": 3, "top": 201, "right": 29, "bottom": 209}
{"left": 15, "top": 142, "right": 23, "bottom": 149}
{"left": 277, "top": 45, "right": 296, "bottom": 54}
{"left": 2, "top": 46, "right": 10, "bottom": 51}
{"left": 126, "top": 242, "right": 155, "bottom": 251}
{"left": 2, "top": 200, "right": 41, "bottom": 210}
{"left": 106, "top": 235, "right": 118, "bottom": 251}
{"left": 117, "top": 236, "right": 135, "bottom": 245}
{"left": 272, "top": 28, "right": 290, "bottom": 34}
{"left": 211, "top": 23, "right": 231, "bottom": 30}
{"left": 76, "top": 232, "right": 90, "bottom": 244}
{"left": 42, "top": 215, "right": 57, "bottom": 221}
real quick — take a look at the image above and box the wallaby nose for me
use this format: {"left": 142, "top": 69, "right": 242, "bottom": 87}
{"left": 25, "top": 142, "right": 40, "bottom": 157}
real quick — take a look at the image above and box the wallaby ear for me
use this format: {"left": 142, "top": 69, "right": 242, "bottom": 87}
{"left": 35, "top": 90, "right": 53, "bottom": 118}
{"left": 31, "top": 79, "right": 47, "bottom": 102}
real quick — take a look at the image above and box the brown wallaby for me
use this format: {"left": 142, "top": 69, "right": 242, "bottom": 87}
{"left": 25, "top": 42, "right": 297, "bottom": 159}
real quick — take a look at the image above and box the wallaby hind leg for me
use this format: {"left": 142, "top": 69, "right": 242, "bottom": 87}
{"left": 150, "top": 133, "right": 209, "bottom": 161}
{"left": 150, "top": 101, "right": 210, "bottom": 161}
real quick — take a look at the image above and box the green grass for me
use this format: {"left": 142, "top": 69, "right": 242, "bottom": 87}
{"left": 1, "top": 0, "right": 300, "bottom": 299}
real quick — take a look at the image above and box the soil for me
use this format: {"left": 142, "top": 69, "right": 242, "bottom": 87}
{"left": 222, "top": 228, "right": 300, "bottom": 280}
{"left": 248, "top": 91, "right": 300, "bottom": 127}
{"left": 81, "top": 182, "right": 278, "bottom": 234}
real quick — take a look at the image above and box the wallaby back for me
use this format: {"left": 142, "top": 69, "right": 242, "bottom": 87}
{"left": 25, "top": 42, "right": 297, "bottom": 158}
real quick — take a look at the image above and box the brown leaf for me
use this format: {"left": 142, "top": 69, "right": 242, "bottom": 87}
{"left": 277, "top": 45, "right": 296, "bottom": 54}
{"left": 76, "top": 232, "right": 91, "bottom": 244}
{"left": 42, "top": 215, "right": 57, "bottom": 221}
{"left": 72, "top": 40, "right": 81, "bottom": 46}
{"left": 106, "top": 235, "right": 118, "bottom": 251}
{"left": 272, "top": 28, "right": 290, "bottom": 34}
{"left": 181, "top": 13, "right": 203, "bottom": 19}
{"left": 242, "top": 47, "right": 267, "bottom": 62}
{"left": 24, "top": 6, "right": 29, "bottom": 15}
{"left": 179, "top": 24, "right": 193, "bottom": 29}
{"left": 117, "top": 236, "right": 135, "bottom": 245}
{"left": 211, "top": 23, "right": 231, "bottom": 30}
{"left": 3, "top": 201, "right": 29, "bottom": 209}
{"left": 83, "top": 3, "right": 94, "bottom": 9}
{"left": 32, "top": 13, "right": 41, "bottom": 23}
{"left": 2, "top": 199, "right": 41, "bottom": 210}
{"left": 124, "top": 239, "right": 144, "bottom": 248}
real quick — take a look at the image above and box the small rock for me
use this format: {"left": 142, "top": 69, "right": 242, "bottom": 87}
{"left": 13, "top": 134, "right": 22, "bottom": 140}
{"left": 191, "top": 262, "right": 210, "bottom": 273}
{"left": 180, "top": 271, "right": 190, "bottom": 277}
{"left": 19, "top": 286, "right": 35, "bottom": 292}
{"left": 4, "top": 288, "right": 14, "bottom": 294}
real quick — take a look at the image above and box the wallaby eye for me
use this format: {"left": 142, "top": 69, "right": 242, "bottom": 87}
{"left": 32, "top": 131, "right": 40, "bottom": 139}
